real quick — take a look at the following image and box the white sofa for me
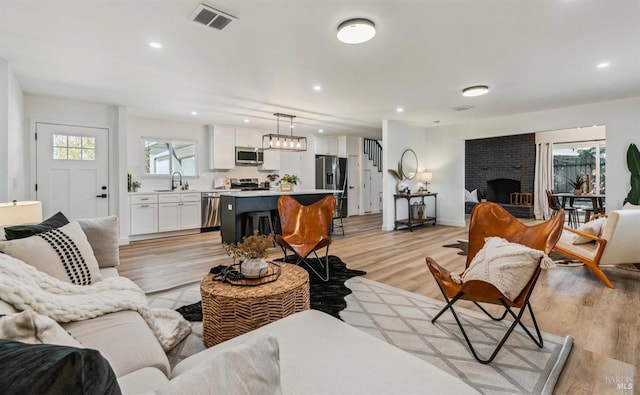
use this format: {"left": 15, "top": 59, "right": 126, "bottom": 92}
{"left": 0, "top": 217, "right": 478, "bottom": 394}
{"left": 554, "top": 208, "right": 640, "bottom": 288}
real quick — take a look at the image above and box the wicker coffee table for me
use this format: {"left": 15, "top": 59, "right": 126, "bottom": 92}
{"left": 200, "top": 263, "right": 310, "bottom": 347}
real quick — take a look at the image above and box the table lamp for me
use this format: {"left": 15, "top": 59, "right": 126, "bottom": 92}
{"left": 0, "top": 201, "right": 43, "bottom": 226}
{"left": 418, "top": 172, "right": 433, "bottom": 192}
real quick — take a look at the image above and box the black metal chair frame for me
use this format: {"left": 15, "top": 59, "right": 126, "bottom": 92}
{"left": 280, "top": 244, "right": 331, "bottom": 282}
{"left": 431, "top": 266, "right": 544, "bottom": 364}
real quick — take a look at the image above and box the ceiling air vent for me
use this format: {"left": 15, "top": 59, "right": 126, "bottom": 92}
{"left": 451, "top": 105, "right": 475, "bottom": 112}
{"left": 191, "top": 4, "right": 236, "bottom": 30}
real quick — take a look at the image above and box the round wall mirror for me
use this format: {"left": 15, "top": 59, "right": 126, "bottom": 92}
{"left": 401, "top": 149, "right": 418, "bottom": 180}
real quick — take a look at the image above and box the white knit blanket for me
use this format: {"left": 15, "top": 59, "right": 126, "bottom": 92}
{"left": 0, "top": 254, "right": 191, "bottom": 351}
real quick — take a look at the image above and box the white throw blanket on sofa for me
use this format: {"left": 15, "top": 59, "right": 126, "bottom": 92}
{"left": 0, "top": 254, "right": 191, "bottom": 351}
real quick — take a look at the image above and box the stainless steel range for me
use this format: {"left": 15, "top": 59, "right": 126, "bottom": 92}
{"left": 229, "top": 178, "right": 269, "bottom": 191}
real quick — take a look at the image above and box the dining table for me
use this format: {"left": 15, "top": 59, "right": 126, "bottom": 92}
{"left": 551, "top": 192, "right": 606, "bottom": 223}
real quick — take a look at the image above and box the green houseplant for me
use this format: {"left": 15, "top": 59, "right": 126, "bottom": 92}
{"left": 568, "top": 174, "right": 585, "bottom": 195}
{"left": 280, "top": 174, "right": 299, "bottom": 185}
{"left": 624, "top": 143, "right": 640, "bottom": 205}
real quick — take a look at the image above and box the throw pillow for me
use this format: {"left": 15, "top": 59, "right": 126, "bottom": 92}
{"left": 623, "top": 202, "right": 640, "bottom": 210}
{"left": 4, "top": 211, "right": 69, "bottom": 240}
{"left": 76, "top": 216, "right": 120, "bottom": 268}
{"left": 0, "top": 310, "right": 82, "bottom": 347}
{"left": 462, "top": 237, "right": 545, "bottom": 300}
{"left": 465, "top": 189, "right": 479, "bottom": 203}
{"left": 570, "top": 217, "right": 608, "bottom": 245}
{"left": 0, "top": 221, "right": 102, "bottom": 285}
{"left": 0, "top": 339, "right": 121, "bottom": 395}
{"left": 164, "top": 334, "right": 282, "bottom": 395}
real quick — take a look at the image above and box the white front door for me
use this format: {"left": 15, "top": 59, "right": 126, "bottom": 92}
{"left": 348, "top": 155, "right": 359, "bottom": 216}
{"left": 36, "top": 122, "right": 109, "bottom": 219}
{"left": 363, "top": 169, "right": 371, "bottom": 213}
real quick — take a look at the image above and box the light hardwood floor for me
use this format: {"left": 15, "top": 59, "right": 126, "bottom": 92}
{"left": 119, "top": 214, "right": 637, "bottom": 393}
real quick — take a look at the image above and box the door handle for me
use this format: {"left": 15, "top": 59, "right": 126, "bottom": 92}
{"left": 349, "top": 186, "right": 355, "bottom": 189}
{"left": 96, "top": 194, "right": 108, "bottom": 198}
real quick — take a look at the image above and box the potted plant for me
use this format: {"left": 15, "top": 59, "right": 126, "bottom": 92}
{"left": 568, "top": 174, "right": 585, "bottom": 195}
{"left": 266, "top": 174, "right": 279, "bottom": 188}
{"left": 224, "top": 230, "right": 274, "bottom": 278}
{"left": 280, "top": 174, "right": 299, "bottom": 191}
{"left": 624, "top": 143, "right": 640, "bottom": 205}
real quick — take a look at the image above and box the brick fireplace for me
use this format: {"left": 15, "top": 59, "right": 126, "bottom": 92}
{"left": 465, "top": 134, "right": 535, "bottom": 218}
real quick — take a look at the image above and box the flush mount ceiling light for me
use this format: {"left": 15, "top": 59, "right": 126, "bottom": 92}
{"left": 149, "top": 42, "right": 163, "bottom": 49}
{"left": 337, "top": 18, "right": 376, "bottom": 44}
{"left": 263, "top": 113, "right": 307, "bottom": 152}
{"left": 597, "top": 62, "right": 610, "bottom": 69}
{"left": 462, "top": 85, "right": 490, "bottom": 97}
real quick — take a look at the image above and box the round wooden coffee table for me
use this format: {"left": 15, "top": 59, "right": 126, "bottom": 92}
{"left": 200, "top": 263, "right": 310, "bottom": 347}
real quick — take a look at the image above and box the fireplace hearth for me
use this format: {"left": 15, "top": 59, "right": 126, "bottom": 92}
{"left": 487, "top": 178, "right": 521, "bottom": 204}
{"left": 465, "top": 134, "right": 535, "bottom": 218}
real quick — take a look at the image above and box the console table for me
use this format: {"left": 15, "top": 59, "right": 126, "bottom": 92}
{"left": 393, "top": 192, "right": 437, "bottom": 231}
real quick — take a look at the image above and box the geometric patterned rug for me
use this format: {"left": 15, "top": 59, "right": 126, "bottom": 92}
{"left": 340, "top": 277, "right": 573, "bottom": 395}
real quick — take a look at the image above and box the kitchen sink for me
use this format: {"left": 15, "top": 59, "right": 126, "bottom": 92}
{"left": 153, "top": 189, "right": 174, "bottom": 192}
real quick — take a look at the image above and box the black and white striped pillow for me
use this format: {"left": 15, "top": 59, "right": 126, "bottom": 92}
{"left": 0, "top": 221, "right": 102, "bottom": 285}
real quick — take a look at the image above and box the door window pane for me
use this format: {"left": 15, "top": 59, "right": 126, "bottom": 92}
{"left": 52, "top": 134, "right": 96, "bottom": 161}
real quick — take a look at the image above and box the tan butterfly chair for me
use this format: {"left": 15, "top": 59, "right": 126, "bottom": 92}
{"left": 426, "top": 202, "right": 564, "bottom": 363}
{"left": 276, "top": 195, "right": 336, "bottom": 282}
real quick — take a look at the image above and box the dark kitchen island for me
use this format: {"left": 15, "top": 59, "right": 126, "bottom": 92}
{"left": 220, "top": 190, "right": 340, "bottom": 244}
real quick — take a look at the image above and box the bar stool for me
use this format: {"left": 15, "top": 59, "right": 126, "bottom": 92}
{"left": 245, "top": 211, "right": 274, "bottom": 239}
{"left": 332, "top": 194, "right": 345, "bottom": 236}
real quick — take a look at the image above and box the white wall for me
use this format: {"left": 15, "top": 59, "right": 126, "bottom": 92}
{"left": 425, "top": 96, "right": 640, "bottom": 227}
{"left": 0, "top": 59, "right": 26, "bottom": 203}
{"left": 382, "top": 121, "right": 429, "bottom": 230}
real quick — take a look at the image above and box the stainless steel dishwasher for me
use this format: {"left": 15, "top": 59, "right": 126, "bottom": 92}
{"left": 201, "top": 192, "right": 221, "bottom": 231}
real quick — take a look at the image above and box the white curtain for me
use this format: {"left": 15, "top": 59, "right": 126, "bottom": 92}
{"left": 534, "top": 142, "right": 554, "bottom": 220}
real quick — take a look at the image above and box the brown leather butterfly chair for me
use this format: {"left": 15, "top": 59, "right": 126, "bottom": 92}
{"left": 426, "top": 202, "right": 564, "bottom": 363}
{"left": 276, "top": 195, "right": 336, "bottom": 282}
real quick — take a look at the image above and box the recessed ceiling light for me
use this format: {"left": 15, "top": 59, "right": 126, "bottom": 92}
{"left": 462, "top": 85, "right": 490, "bottom": 97}
{"left": 149, "top": 42, "right": 163, "bottom": 49}
{"left": 597, "top": 62, "right": 610, "bottom": 69}
{"left": 318, "top": 129, "right": 324, "bottom": 133}
{"left": 244, "top": 119, "right": 250, "bottom": 123}
{"left": 313, "top": 85, "right": 322, "bottom": 91}
{"left": 337, "top": 18, "right": 376, "bottom": 44}
{"left": 396, "top": 107, "right": 404, "bottom": 112}
{"left": 191, "top": 111, "right": 198, "bottom": 115}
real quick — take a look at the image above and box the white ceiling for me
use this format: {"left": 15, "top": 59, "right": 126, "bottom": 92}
{"left": 1, "top": 0, "right": 639, "bottom": 139}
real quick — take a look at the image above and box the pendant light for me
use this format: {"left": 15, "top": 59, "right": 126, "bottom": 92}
{"left": 263, "top": 113, "right": 308, "bottom": 151}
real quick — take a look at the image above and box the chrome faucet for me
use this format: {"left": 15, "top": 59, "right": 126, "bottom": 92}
{"left": 171, "top": 172, "right": 183, "bottom": 190}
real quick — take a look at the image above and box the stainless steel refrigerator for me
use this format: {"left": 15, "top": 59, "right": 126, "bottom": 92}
{"left": 316, "top": 155, "right": 347, "bottom": 217}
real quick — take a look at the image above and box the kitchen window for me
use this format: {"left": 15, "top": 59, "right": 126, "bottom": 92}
{"left": 143, "top": 137, "right": 198, "bottom": 177}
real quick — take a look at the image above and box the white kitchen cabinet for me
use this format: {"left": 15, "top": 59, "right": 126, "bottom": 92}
{"left": 235, "top": 127, "right": 263, "bottom": 148}
{"left": 260, "top": 148, "right": 280, "bottom": 170}
{"left": 130, "top": 195, "right": 158, "bottom": 235}
{"left": 158, "top": 193, "right": 201, "bottom": 232}
{"left": 314, "top": 136, "right": 339, "bottom": 156}
{"left": 209, "top": 124, "right": 235, "bottom": 169}
{"left": 180, "top": 193, "right": 202, "bottom": 229}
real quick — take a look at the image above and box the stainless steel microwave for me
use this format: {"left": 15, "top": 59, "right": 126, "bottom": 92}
{"left": 235, "top": 146, "right": 264, "bottom": 166}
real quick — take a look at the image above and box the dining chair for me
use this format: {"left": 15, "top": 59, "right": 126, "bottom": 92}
{"left": 425, "top": 202, "right": 564, "bottom": 363}
{"left": 276, "top": 195, "right": 336, "bottom": 281}
{"left": 546, "top": 190, "right": 579, "bottom": 228}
